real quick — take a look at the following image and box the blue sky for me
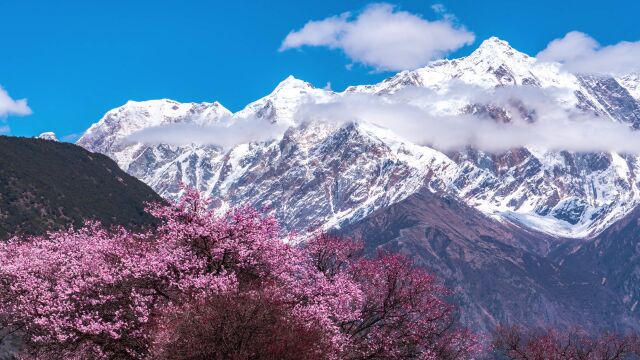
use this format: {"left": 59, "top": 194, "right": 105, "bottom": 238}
{"left": 1, "top": 0, "right": 639, "bottom": 141}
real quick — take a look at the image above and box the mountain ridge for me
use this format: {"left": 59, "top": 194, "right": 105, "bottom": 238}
{"left": 74, "top": 36, "right": 640, "bottom": 330}
{"left": 77, "top": 36, "right": 640, "bottom": 239}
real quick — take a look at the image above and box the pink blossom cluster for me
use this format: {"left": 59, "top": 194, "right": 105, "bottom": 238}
{"left": 493, "top": 326, "right": 640, "bottom": 359}
{"left": 0, "top": 188, "right": 477, "bottom": 359}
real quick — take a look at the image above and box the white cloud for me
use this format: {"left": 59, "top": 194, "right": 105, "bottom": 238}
{"left": 295, "top": 84, "right": 640, "bottom": 154}
{"left": 537, "top": 31, "right": 640, "bottom": 75}
{"left": 537, "top": 31, "right": 598, "bottom": 63}
{"left": 125, "top": 116, "right": 287, "bottom": 149}
{"left": 280, "top": 3, "right": 475, "bottom": 71}
{"left": 0, "top": 86, "right": 32, "bottom": 118}
{"left": 125, "top": 84, "right": 640, "bottom": 154}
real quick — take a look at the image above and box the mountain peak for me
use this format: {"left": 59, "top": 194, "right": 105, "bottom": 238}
{"left": 36, "top": 132, "right": 58, "bottom": 141}
{"left": 274, "top": 75, "right": 314, "bottom": 92}
{"left": 479, "top": 36, "right": 512, "bottom": 49}
{"left": 469, "top": 36, "right": 530, "bottom": 61}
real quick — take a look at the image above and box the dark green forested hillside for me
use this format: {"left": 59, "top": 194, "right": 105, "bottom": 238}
{"left": 0, "top": 136, "right": 164, "bottom": 239}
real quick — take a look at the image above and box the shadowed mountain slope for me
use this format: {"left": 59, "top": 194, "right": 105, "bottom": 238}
{"left": 337, "top": 188, "right": 637, "bottom": 332}
{"left": 0, "top": 136, "right": 163, "bottom": 239}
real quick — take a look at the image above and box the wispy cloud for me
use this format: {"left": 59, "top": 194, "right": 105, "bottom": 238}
{"left": 0, "top": 86, "right": 32, "bottom": 118}
{"left": 126, "top": 83, "right": 640, "bottom": 154}
{"left": 430, "top": 3, "right": 446, "bottom": 14}
{"left": 537, "top": 31, "right": 640, "bottom": 75}
{"left": 279, "top": 3, "right": 475, "bottom": 71}
{"left": 296, "top": 84, "right": 640, "bottom": 153}
{"left": 125, "top": 116, "right": 287, "bottom": 149}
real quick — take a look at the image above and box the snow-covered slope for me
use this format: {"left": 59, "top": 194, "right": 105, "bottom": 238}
{"left": 235, "top": 75, "right": 334, "bottom": 126}
{"left": 347, "top": 37, "right": 573, "bottom": 92}
{"left": 77, "top": 37, "right": 640, "bottom": 239}
{"left": 617, "top": 73, "right": 640, "bottom": 101}
{"left": 79, "top": 99, "right": 231, "bottom": 159}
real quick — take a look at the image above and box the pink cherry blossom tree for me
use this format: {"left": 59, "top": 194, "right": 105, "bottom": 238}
{"left": 0, "top": 188, "right": 477, "bottom": 359}
{"left": 493, "top": 326, "right": 640, "bottom": 360}
{"left": 148, "top": 292, "right": 333, "bottom": 360}
{"left": 305, "top": 234, "right": 479, "bottom": 359}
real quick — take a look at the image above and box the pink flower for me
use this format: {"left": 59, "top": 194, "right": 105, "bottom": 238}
{"left": 0, "top": 188, "right": 477, "bottom": 359}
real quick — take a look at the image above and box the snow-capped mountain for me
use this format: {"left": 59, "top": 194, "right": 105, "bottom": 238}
{"left": 77, "top": 37, "right": 640, "bottom": 240}
{"left": 36, "top": 132, "right": 58, "bottom": 141}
